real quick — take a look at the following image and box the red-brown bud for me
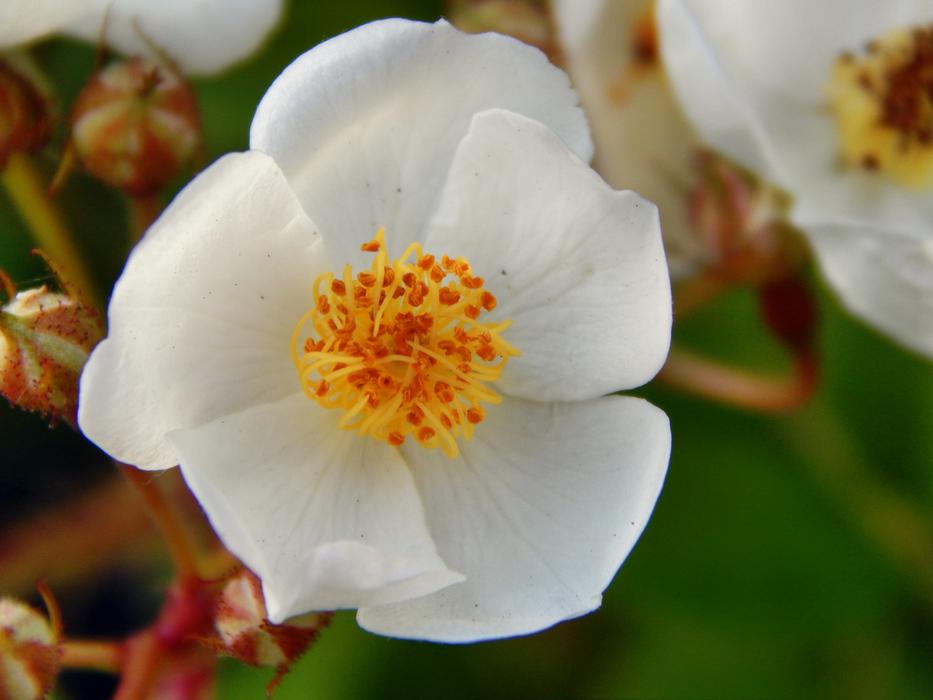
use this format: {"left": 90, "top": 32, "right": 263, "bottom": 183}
{"left": 0, "top": 281, "right": 103, "bottom": 423}
{"left": 0, "top": 598, "right": 60, "bottom": 700}
{"left": 448, "top": 0, "right": 561, "bottom": 63}
{"left": 0, "top": 55, "right": 54, "bottom": 168}
{"left": 688, "top": 151, "right": 806, "bottom": 286}
{"left": 71, "top": 57, "right": 200, "bottom": 195}
{"left": 214, "top": 571, "right": 330, "bottom": 695}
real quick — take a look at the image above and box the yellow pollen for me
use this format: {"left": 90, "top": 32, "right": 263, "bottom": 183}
{"left": 291, "top": 229, "right": 520, "bottom": 458}
{"left": 827, "top": 25, "right": 933, "bottom": 188}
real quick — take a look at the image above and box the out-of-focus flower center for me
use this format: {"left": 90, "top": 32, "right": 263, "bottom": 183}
{"left": 827, "top": 25, "right": 933, "bottom": 188}
{"left": 291, "top": 230, "right": 519, "bottom": 458}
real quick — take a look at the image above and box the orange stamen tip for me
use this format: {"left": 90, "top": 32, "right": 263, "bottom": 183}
{"left": 292, "top": 230, "right": 518, "bottom": 458}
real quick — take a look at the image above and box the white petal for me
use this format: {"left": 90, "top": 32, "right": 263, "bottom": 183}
{"left": 0, "top": 0, "right": 85, "bottom": 48}
{"left": 357, "top": 395, "right": 671, "bottom": 642}
{"left": 62, "top": 0, "right": 283, "bottom": 75}
{"left": 423, "top": 110, "right": 672, "bottom": 400}
{"left": 249, "top": 18, "right": 592, "bottom": 269}
{"left": 554, "top": 0, "right": 705, "bottom": 276}
{"left": 78, "top": 151, "right": 326, "bottom": 470}
{"left": 796, "top": 214, "right": 933, "bottom": 358}
{"left": 551, "top": 0, "right": 605, "bottom": 57}
{"left": 657, "top": 0, "right": 782, "bottom": 183}
{"left": 168, "top": 392, "right": 463, "bottom": 623}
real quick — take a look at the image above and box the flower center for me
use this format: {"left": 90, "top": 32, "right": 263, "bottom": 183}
{"left": 291, "top": 230, "right": 520, "bottom": 458}
{"left": 827, "top": 25, "right": 933, "bottom": 188}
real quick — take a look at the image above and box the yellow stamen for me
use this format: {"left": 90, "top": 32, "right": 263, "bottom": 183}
{"left": 827, "top": 25, "right": 933, "bottom": 188}
{"left": 292, "top": 229, "right": 520, "bottom": 458}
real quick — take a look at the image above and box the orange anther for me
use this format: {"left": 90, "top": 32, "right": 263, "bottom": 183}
{"left": 297, "top": 232, "right": 517, "bottom": 456}
{"left": 477, "top": 345, "right": 497, "bottom": 362}
{"left": 439, "top": 288, "right": 461, "bottom": 305}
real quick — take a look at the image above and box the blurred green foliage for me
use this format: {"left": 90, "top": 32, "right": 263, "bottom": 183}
{"left": 2, "top": 1, "right": 931, "bottom": 698}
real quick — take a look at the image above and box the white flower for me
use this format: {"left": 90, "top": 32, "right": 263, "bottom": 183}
{"left": 0, "top": 0, "right": 85, "bottom": 50}
{"left": 658, "top": 0, "right": 933, "bottom": 356}
{"left": 78, "top": 19, "right": 673, "bottom": 642}
{"left": 0, "top": 0, "right": 283, "bottom": 75}
{"left": 552, "top": 0, "right": 707, "bottom": 278}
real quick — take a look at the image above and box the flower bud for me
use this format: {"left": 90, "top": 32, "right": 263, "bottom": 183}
{"left": 0, "top": 283, "right": 103, "bottom": 422}
{"left": 214, "top": 571, "right": 330, "bottom": 692}
{"left": 71, "top": 57, "right": 201, "bottom": 195}
{"left": 448, "top": 0, "right": 560, "bottom": 63}
{"left": 0, "top": 598, "right": 60, "bottom": 700}
{"left": 687, "top": 151, "right": 806, "bottom": 285}
{"left": 0, "top": 55, "right": 53, "bottom": 168}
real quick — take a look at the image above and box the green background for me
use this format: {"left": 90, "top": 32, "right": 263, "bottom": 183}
{"left": 1, "top": 1, "right": 931, "bottom": 698}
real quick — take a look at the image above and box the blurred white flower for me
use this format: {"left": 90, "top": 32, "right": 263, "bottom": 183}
{"left": 0, "top": 0, "right": 283, "bottom": 75}
{"left": 552, "top": 0, "right": 708, "bottom": 277}
{"left": 658, "top": 0, "right": 933, "bottom": 356}
{"left": 78, "top": 19, "right": 672, "bottom": 642}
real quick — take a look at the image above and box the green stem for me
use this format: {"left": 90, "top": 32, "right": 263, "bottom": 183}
{"left": 1, "top": 152, "right": 101, "bottom": 308}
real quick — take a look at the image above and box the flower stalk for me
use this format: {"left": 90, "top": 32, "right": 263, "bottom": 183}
{"left": 60, "top": 639, "right": 123, "bottom": 673}
{"left": 0, "top": 152, "right": 100, "bottom": 308}
{"left": 119, "top": 463, "right": 201, "bottom": 581}
{"left": 659, "top": 346, "right": 819, "bottom": 413}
